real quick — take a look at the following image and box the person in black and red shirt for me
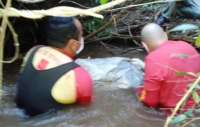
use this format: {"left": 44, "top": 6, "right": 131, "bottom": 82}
{"left": 16, "top": 17, "right": 93, "bottom": 116}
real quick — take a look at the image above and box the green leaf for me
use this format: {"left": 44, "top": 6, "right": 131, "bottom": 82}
{"left": 176, "top": 72, "right": 188, "bottom": 76}
{"left": 184, "top": 109, "right": 193, "bottom": 117}
{"left": 171, "top": 114, "right": 187, "bottom": 124}
{"left": 195, "top": 35, "right": 200, "bottom": 48}
{"left": 192, "top": 91, "right": 200, "bottom": 104}
{"left": 176, "top": 71, "right": 197, "bottom": 77}
{"left": 100, "top": 0, "right": 109, "bottom": 5}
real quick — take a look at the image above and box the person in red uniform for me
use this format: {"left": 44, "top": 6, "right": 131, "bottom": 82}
{"left": 138, "top": 23, "right": 200, "bottom": 113}
{"left": 16, "top": 17, "right": 93, "bottom": 116}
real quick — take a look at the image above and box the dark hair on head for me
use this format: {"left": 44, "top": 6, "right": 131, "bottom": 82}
{"left": 45, "top": 16, "right": 80, "bottom": 48}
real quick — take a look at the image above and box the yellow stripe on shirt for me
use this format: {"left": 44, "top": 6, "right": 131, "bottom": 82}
{"left": 51, "top": 70, "right": 77, "bottom": 104}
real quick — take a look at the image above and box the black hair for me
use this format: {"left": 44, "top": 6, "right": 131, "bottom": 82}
{"left": 45, "top": 16, "right": 80, "bottom": 48}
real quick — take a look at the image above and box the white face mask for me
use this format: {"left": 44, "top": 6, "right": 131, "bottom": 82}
{"left": 76, "top": 37, "right": 84, "bottom": 54}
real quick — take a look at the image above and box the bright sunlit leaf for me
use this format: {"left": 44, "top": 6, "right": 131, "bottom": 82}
{"left": 195, "top": 35, "right": 200, "bottom": 47}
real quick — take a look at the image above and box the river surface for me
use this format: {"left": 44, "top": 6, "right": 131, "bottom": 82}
{"left": 0, "top": 84, "right": 166, "bottom": 127}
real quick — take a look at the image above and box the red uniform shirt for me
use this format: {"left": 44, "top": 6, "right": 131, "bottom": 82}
{"left": 141, "top": 41, "right": 200, "bottom": 111}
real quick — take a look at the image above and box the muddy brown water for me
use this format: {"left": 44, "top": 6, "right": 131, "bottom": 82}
{"left": 0, "top": 44, "right": 167, "bottom": 127}
{"left": 0, "top": 85, "right": 166, "bottom": 127}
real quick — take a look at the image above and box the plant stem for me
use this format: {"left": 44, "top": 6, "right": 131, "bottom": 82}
{"left": 85, "top": 11, "right": 126, "bottom": 40}
{"left": 110, "top": 0, "right": 184, "bottom": 12}
{"left": 180, "top": 117, "right": 200, "bottom": 127}
{"left": 164, "top": 76, "right": 200, "bottom": 127}
{"left": 0, "top": 0, "right": 12, "bottom": 98}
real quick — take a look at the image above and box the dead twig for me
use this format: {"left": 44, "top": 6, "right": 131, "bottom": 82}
{"left": 0, "top": 1, "right": 20, "bottom": 64}
{"left": 110, "top": 0, "right": 184, "bottom": 12}
{"left": 59, "top": 0, "right": 90, "bottom": 9}
{"left": 0, "top": 0, "right": 129, "bottom": 19}
{"left": 88, "top": 0, "right": 127, "bottom": 13}
{"left": 15, "top": 0, "right": 45, "bottom": 3}
{"left": 0, "top": 1, "right": 20, "bottom": 63}
{"left": 85, "top": 19, "right": 113, "bottom": 40}
{"left": 0, "top": 6, "right": 103, "bottom": 19}
{"left": 4, "top": 20, "right": 20, "bottom": 63}
{"left": 85, "top": 11, "right": 128, "bottom": 41}
{"left": 0, "top": 0, "right": 12, "bottom": 99}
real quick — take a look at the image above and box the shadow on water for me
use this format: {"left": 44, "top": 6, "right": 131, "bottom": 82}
{"left": 0, "top": 84, "right": 166, "bottom": 127}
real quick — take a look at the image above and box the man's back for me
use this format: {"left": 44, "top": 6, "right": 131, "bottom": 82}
{"left": 16, "top": 46, "right": 93, "bottom": 116}
{"left": 143, "top": 41, "right": 200, "bottom": 110}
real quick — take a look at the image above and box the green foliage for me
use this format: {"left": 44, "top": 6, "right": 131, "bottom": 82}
{"left": 100, "top": 0, "right": 109, "bottom": 5}
{"left": 83, "top": 18, "right": 111, "bottom": 38}
{"left": 171, "top": 114, "right": 187, "bottom": 125}
{"left": 170, "top": 87, "right": 200, "bottom": 126}
{"left": 84, "top": 18, "right": 102, "bottom": 33}
{"left": 184, "top": 109, "right": 194, "bottom": 117}
{"left": 176, "top": 72, "right": 190, "bottom": 77}
{"left": 95, "top": 0, "right": 109, "bottom": 5}
{"left": 171, "top": 109, "right": 194, "bottom": 125}
{"left": 195, "top": 35, "right": 200, "bottom": 48}
{"left": 170, "top": 78, "right": 200, "bottom": 126}
{"left": 192, "top": 91, "right": 200, "bottom": 104}
{"left": 176, "top": 71, "right": 196, "bottom": 77}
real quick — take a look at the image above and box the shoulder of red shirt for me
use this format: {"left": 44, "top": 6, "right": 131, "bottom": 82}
{"left": 146, "top": 40, "right": 190, "bottom": 60}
